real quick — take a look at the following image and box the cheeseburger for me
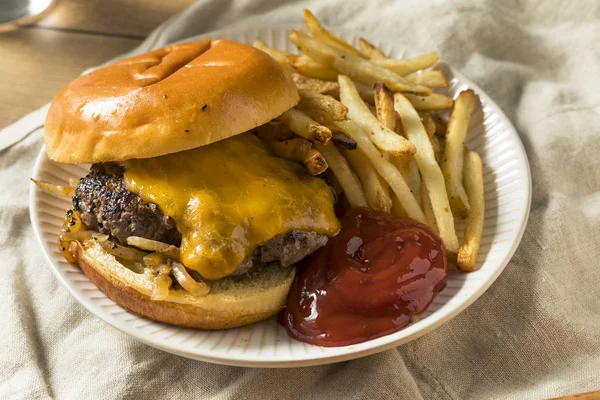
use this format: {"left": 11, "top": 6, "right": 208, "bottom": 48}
{"left": 43, "top": 40, "right": 340, "bottom": 329}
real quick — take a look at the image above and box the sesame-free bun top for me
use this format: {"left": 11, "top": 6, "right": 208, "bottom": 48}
{"left": 45, "top": 40, "right": 299, "bottom": 163}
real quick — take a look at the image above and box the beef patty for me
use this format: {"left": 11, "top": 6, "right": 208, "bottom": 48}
{"left": 74, "top": 164, "right": 328, "bottom": 273}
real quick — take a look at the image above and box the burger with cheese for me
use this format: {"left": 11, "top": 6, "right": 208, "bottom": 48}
{"left": 42, "top": 40, "right": 341, "bottom": 329}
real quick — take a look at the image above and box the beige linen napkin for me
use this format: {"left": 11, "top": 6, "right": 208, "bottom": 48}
{"left": 1, "top": 1, "right": 599, "bottom": 399}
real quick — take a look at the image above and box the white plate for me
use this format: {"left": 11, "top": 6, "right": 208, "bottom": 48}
{"left": 30, "top": 25, "right": 531, "bottom": 367}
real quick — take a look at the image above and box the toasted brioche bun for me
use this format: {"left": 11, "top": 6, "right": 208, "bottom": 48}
{"left": 45, "top": 40, "right": 299, "bottom": 164}
{"left": 70, "top": 240, "right": 295, "bottom": 329}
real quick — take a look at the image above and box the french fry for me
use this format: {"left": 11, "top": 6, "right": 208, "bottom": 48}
{"left": 279, "top": 108, "right": 332, "bottom": 144}
{"left": 290, "top": 30, "right": 431, "bottom": 94}
{"left": 265, "top": 137, "right": 313, "bottom": 162}
{"left": 298, "top": 90, "right": 348, "bottom": 120}
{"left": 431, "top": 135, "right": 443, "bottom": 163}
{"left": 334, "top": 119, "right": 426, "bottom": 223}
{"left": 292, "top": 73, "right": 339, "bottom": 93}
{"left": 303, "top": 9, "right": 366, "bottom": 58}
{"left": 253, "top": 121, "right": 296, "bottom": 142}
{"left": 354, "top": 83, "right": 375, "bottom": 104}
{"left": 421, "top": 182, "right": 438, "bottom": 234}
{"left": 394, "top": 93, "right": 459, "bottom": 252}
{"left": 253, "top": 38, "right": 295, "bottom": 68}
{"left": 457, "top": 150, "right": 484, "bottom": 271}
{"left": 440, "top": 90, "right": 477, "bottom": 218}
{"left": 288, "top": 55, "right": 338, "bottom": 81}
{"left": 373, "top": 52, "right": 439, "bottom": 76}
{"left": 338, "top": 75, "right": 416, "bottom": 155}
{"left": 391, "top": 196, "right": 408, "bottom": 218}
{"left": 431, "top": 113, "right": 448, "bottom": 137}
{"left": 303, "top": 148, "right": 329, "bottom": 175}
{"left": 314, "top": 142, "right": 368, "bottom": 207}
{"left": 343, "top": 149, "right": 392, "bottom": 212}
{"left": 404, "top": 93, "right": 454, "bottom": 111}
{"left": 373, "top": 82, "right": 396, "bottom": 131}
{"left": 409, "top": 159, "right": 421, "bottom": 205}
{"left": 331, "top": 131, "right": 357, "bottom": 150}
{"left": 405, "top": 70, "right": 448, "bottom": 89}
{"left": 358, "top": 37, "right": 387, "bottom": 60}
{"left": 419, "top": 112, "right": 436, "bottom": 138}
{"left": 301, "top": 109, "right": 338, "bottom": 131}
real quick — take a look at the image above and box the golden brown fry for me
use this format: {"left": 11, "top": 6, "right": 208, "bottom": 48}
{"left": 298, "top": 90, "right": 348, "bottom": 121}
{"left": 354, "top": 83, "right": 375, "bottom": 104}
{"left": 314, "top": 142, "right": 368, "bottom": 207}
{"left": 421, "top": 182, "right": 438, "bottom": 234}
{"left": 358, "top": 37, "right": 387, "bottom": 60}
{"left": 404, "top": 93, "right": 454, "bottom": 111}
{"left": 373, "top": 52, "right": 439, "bottom": 76}
{"left": 409, "top": 159, "right": 421, "bottom": 205}
{"left": 334, "top": 119, "right": 426, "bottom": 223}
{"left": 373, "top": 82, "right": 396, "bottom": 131}
{"left": 431, "top": 135, "right": 443, "bottom": 163}
{"left": 279, "top": 108, "right": 332, "bottom": 144}
{"left": 343, "top": 149, "right": 392, "bottom": 212}
{"left": 440, "top": 89, "right": 477, "bottom": 218}
{"left": 338, "top": 75, "right": 416, "bottom": 155}
{"left": 331, "top": 131, "right": 357, "bottom": 150}
{"left": 265, "top": 137, "right": 313, "bottom": 162}
{"left": 301, "top": 109, "right": 338, "bottom": 131}
{"left": 394, "top": 93, "right": 459, "bottom": 252}
{"left": 457, "top": 150, "right": 484, "bottom": 271}
{"left": 405, "top": 70, "right": 449, "bottom": 89}
{"left": 303, "top": 9, "right": 366, "bottom": 57}
{"left": 292, "top": 73, "right": 339, "bottom": 93}
{"left": 288, "top": 55, "right": 338, "bottom": 81}
{"left": 253, "top": 38, "right": 295, "bottom": 68}
{"left": 431, "top": 113, "right": 448, "bottom": 137}
{"left": 419, "top": 112, "right": 436, "bottom": 138}
{"left": 303, "top": 148, "right": 329, "bottom": 175}
{"left": 31, "top": 178, "right": 75, "bottom": 197}
{"left": 253, "top": 121, "right": 296, "bottom": 142}
{"left": 290, "top": 30, "right": 431, "bottom": 94}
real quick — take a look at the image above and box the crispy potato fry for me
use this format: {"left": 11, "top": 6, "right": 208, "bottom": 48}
{"left": 440, "top": 89, "right": 477, "bottom": 217}
{"left": 404, "top": 93, "right": 454, "bottom": 111}
{"left": 298, "top": 90, "right": 348, "bottom": 120}
{"left": 279, "top": 108, "right": 332, "bottom": 144}
{"left": 343, "top": 149, "right": 392, "bottom": 212}
{"left": 431, "top": 135, "right": 443, "bottom": 163}
{"left": 354, "top": 82, "right": 375, "bottom": 104}
{"left": 301, "top": 109, "right": 338, "bottom": 131}
{"left": 457, "top": 150, "right": 484, "bottom": 271}
{"left": 314, "top": 142, "right": 367, "bottom": 207}
{"left": 419, "top": 112, "right": 436, "bottom": 138}
{"left": 304, "top": 148, "right": 329, "bottom": 175}
{"left": 253, "top": 121, "right": 296, "bottom": 142}
{"left": 358, "top": 37, "right": 387, "bottom": 60}
{"left": 394, "top": 93, "right": 459, "bottom": 252}
{"left": 409, "top": 159, "right": 421, "bottom": 205}
{"left": 405, "top": 70, "right": 449, "bottom": 89}
{"left": 421, "top": 182, "right": 438, "bottom": 234}
{"left": 373, "top": 82, "right": 396, "bottom": 131}
{"left": 292, "top": 73, "right": 339, "bottom": 93}
{"left": 290, "top": 30, "right": 431, "bottom": 94}
{"left": 432, "top": 113, "right": 448, "bottom": 136}
{"left": 338, "top": 75, "right": 416, "bottom": 155}
{"left": 288, "top": 55, "right": 339, "bottom": 81}
{"left": 334, "top": 119, "right": 426, "bottom": 223}
{"left": 373, "top": 52, "right": 439, "bottom": 76}
{"left": 265, "top": 137, "right": 313, "bottom": 162}
{"left": 31, "top": 178, "right": 75, "bottom": 197}
{"left": 332, "top": 131, "right": 357, "bottom": 150}
{"left": 303, "top": 9, "right": 366, "bottom": 57}
{"left": 253, "top": 38, "right": 295, "bottom": 68}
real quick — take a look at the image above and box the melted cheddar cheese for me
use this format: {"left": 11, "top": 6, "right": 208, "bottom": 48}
{"left": 123, "top": 133, "right": 340, "bottom": 280}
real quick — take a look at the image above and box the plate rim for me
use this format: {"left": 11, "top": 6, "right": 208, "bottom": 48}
{"left": 29, "top": 25, "right": 532, "bottom": 368}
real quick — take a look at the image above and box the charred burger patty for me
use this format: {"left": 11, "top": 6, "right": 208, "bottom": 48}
{"left": 74, "top": 163, "right": 329, "bottom": 275}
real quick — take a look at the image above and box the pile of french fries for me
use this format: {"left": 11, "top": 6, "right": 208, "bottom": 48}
{"left": 253, "top": 9, "right": 485, "bottom": 272}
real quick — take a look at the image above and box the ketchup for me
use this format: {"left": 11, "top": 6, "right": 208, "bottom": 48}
{"left": 282, "top": 207, "right": 448, "bottom": 347}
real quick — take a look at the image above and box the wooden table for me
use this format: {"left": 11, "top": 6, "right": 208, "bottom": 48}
{"left": 0, "top": 0, "right": 194, "bottom": 129}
